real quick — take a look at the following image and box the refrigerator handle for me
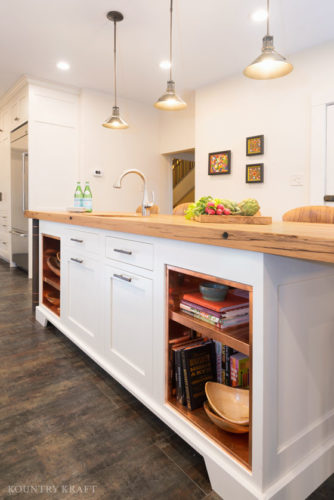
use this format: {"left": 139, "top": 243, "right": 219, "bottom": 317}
{"left": 22, "top": 152, "right": 28, "bottom": 211}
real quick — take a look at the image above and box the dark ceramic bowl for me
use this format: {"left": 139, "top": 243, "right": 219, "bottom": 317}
{"left": 199, "top": 282, "right": 229, "bottom": 302}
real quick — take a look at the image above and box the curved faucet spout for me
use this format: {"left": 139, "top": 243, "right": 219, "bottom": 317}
{"left": 113, "top": 169, "right": 153, "bottom": 216}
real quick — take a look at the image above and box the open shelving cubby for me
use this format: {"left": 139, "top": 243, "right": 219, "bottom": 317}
{"left": 42, "top": 234, "right": 61, "bottom": 317}
{"left": 166, "top": 265, "right": 253, "bottom": 470}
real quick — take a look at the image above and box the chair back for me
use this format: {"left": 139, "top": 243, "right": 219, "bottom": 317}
{"left": 282, "top": 206, "right": 334, "bottom": 223}
{"left": 173, "top": 203, "right": 191, "bottom": 215}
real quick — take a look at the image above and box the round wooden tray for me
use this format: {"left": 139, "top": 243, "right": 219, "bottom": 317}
{"left": 45, "top": 290, "right": 60, "bottom": 307}
{"left": 47, "top": 255, "right": 60, "bottom": 277}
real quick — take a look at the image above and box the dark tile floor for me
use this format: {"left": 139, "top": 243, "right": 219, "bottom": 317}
{"left": 0, "top": 260, "right": 332, "bottom": 500}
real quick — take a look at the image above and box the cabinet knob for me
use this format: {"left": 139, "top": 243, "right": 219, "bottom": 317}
{"left": 14, "top": 117, "right": 20, "bottom": 121}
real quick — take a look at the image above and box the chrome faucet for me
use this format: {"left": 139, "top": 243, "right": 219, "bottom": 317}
{"left": 113, "top": 169, "right": 154, "bottom": 216}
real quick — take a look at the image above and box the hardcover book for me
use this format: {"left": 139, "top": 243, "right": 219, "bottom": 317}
{"left": 182, "top": 291, "right": 249, "bottom": 313}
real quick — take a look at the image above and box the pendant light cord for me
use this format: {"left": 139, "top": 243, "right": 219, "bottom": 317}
{"left": 267, "top": 0, "right": 270, "bottom": 36}
{"left": 169, "top": 0, "right": 173, "bottom": 81}
{"left": 114, "top": 19, "right": 117, "bottom": 107}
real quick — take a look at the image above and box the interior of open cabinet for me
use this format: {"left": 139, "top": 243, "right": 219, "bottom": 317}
{"left": 42, "top": 234, "right": 60, "bottom": 316}
{"left": 166, "top": 265, "right": 252, "bottom": 470}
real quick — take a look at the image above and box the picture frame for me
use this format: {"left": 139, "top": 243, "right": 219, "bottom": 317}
{"left": 246, "top": 163, "right": 264, "bottom": 183}
{"left": 246, "top": 135, "right": 264, "bottom": 156}
{"left": 208, "top": 150, "right": 231, "bottom": 175}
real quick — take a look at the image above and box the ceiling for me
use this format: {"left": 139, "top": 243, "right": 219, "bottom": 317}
{"left": 1, "top": 0, "right": 334, "bottom": 103}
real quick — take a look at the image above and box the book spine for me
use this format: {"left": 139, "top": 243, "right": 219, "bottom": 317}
{"left": 214, "top": 341, "right": 222, "bottom": 383}
{"left": 175, "top": 351, "right": 183, "bottom": 403}
{"left": 181, "top": 350, "right": 192, "bottom": 410}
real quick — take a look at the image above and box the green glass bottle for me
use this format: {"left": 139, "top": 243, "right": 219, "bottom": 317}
{"left": 83, "top": 181, "right": 93, "bottom": 212}
{"left": 74, "top": 182, "right": 83, "bottom": 208}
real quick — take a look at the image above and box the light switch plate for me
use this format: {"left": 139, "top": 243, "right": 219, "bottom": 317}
{"left": 93, "top": 169, "right": 103, "bottom": 177}
{"left": 290, "top": 174, "right": 304, "bottom": 186}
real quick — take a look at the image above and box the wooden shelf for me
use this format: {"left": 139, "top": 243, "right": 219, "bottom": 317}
{"left": 167, "top": 397, "right": 250, "bottom": 469}
{"left": 170, "top": 310, "right": 249, "bottom": 356}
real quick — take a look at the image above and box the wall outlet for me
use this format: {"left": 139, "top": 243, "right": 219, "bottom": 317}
{"left": 290, "top": 174, "right": 304, "bottom": 186}
{"left": 93, "top": 169, "right": 103, "bottom": 177}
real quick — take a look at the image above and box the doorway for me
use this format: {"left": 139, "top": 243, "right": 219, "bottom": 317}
{"left": 170, "top": 149, "right": 195, "bottom": 209}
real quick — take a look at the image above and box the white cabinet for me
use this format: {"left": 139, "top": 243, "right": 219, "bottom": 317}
{"left": 61, "top": 248, "right": 101, "bottom": 351}
{"left": 104, "top": 263, "right": 153, "bottom": 394}
{"left": 10, "top": 89, "right": 28, "bottom": 129}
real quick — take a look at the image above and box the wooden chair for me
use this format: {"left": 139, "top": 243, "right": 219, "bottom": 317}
{"left": 282, "top": 206, "right": 334, "bottom": 223}
{"left": 173, "top": 203, "right": 191, "bottom": 215}
{"left": 136, "top": 204, "right": 159, "bottom": 215}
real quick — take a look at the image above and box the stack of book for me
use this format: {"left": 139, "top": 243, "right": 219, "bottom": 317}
{"left": 180, "top": 290, "right": 249, "bottom": 330}
{"left": 170, "top": 334, "right": 249, "bottom": 411}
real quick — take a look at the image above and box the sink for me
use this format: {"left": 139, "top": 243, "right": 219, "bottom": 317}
{"left": 86, "top": 212, "right": 142, "bottom": 217}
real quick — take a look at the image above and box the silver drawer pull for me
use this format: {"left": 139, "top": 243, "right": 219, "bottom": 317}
{"left": 113, "top": 248, "right": 132, "bottom": 255}
{"left": 70, "top": 238, "right": 84, "bottom": 243}
{"left": 113, "top": 273, "right": 132, "bottom": 283}
{"left": 71, "top": 257, "right": 83, "bottom": 264}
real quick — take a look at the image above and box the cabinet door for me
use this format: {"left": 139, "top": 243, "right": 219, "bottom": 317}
{"left": 10, "top": 91, "right": 28, "bottom": 129}
{"left": 62, "top": 249, "right": 101, "bottom": 351}
{"left": 104, "top": 264, "right": 153, "bottom": 394}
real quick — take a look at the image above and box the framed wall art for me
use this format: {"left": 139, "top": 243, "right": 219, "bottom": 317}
{"left": 246, "top": 163, "right": 264, "bottom": 183}
{"left": 246, "top": 135, "right": 264, "bottom": 156}
{"left": 208, "top": 150, "right": 231, "bottom": 175}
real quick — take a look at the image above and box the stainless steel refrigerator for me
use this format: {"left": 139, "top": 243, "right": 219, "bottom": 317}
{"left": 10, "top": 122, "right": 28, "bottom": 272}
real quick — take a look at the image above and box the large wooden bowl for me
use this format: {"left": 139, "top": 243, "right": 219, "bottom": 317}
{"left": 205, "top": 382, "right": 249, "bottom": 425}
{"left": 203, "top": 401, "right": 249, "bottom": 434}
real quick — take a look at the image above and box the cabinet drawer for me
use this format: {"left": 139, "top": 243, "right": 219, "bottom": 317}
{"left": 105, "top": 236, "right": 153, "bottom": 270}
{"left": 64, "top": 229, "right": 99, "bottom": 254}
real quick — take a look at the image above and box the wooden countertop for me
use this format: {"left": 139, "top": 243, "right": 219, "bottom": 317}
{"left": 25, "top": 210, "right": 334, "bottom": 264}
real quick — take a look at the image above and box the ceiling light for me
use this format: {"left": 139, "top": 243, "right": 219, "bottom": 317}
{"left": 103, "top": 11, "right": 129, "bottom": 130}
{"left": 251, "top": 9, "right": 268, "bottom": 22}
{"left": 57, "top": 61, "right": 70, "bottom": 71}
{"left": 160, "top": 60, "right": 171, "bottom": 70}
{"left": 244, "top": 0, "right": 293, "bottom": 80}
{"left": 154, "top": 0, "right": 186, "bottom": 111}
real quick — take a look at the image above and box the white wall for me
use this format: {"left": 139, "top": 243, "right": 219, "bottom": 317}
{"left": 79, "top": 89, "right": 170, "bottom": 213}
{"left": 195, "top": 41, "right": 334, "bottom": 221}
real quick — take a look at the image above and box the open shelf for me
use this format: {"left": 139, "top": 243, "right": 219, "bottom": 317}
{"left": 167, "top": 397, "right": 250, "bottom": 468}
{"left": 42, "top": 235, "right": 60, "bottom": 317}
{"left": 170, "top": 310, "right": 249, "bottom": 356}
{"left": 166, "top": 265, "right": 252, "bottom": 470}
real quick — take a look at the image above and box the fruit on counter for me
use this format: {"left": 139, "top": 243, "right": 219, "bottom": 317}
{"left": 185, "top": 196, "right": 261, "bottom": 219}
{"left": 238, "top": 198, "right": 260, "bottom": 216}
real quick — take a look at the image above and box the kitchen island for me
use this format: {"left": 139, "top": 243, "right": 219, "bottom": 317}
{"left": 26, "top": 211, "right": 334, "bottom": 500}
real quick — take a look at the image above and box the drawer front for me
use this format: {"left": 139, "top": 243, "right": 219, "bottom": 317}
{"left": 105, "top": 236, "right": 153, "bottom": 270}
{"left": 64, "top": 229, "right": 100, "bottom": 254}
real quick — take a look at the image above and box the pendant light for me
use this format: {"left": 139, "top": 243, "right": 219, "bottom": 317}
{"left": 154, "top": 0, "right": 186, "bottom": 111}
{"left": 103, "top": 11, "right": 129, "bottom": 129}
{"left": 243, "top": 0, "right": 293, "bottom": 80}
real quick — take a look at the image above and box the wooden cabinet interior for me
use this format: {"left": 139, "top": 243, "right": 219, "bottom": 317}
{"left": 166, "top": 265, "right": 253, "bottom": 470}
{"left": 42, "top": 234, "right": 60, "bottom": 316}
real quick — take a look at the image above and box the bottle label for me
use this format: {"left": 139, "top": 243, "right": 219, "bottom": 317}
{"left": 74, "top": 198, "right": 83, "bottom": 208}
{"left": 83, "top": 198, "right": 92, "bottom": 212}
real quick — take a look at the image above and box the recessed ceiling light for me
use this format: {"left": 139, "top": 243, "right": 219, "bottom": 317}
{"left": 251, "top": 9, "right": 268, "bottom": 22}
{"left": 57, "top": 61, "right": 70, "bottom": 71}
{"left": 159, "top": 60, "right": 171, "bottom": 70}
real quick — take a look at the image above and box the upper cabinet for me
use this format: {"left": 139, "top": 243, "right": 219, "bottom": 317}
{"left": 9, "top": 89, "right": 28, "bottom": 130}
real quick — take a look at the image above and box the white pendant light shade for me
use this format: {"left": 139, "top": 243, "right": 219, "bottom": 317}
{"left": 154, "top": 80, "right": 187, "bottom": 111}
{"left": 244, "top": 1, "right": 293, "bottom": 80}
{"left": 103, "top": 106, "right": 129, "bottom": 129}
{"left": 243, "top": 35, "right": 293, "bottom": 80}
{"left": 102, "top": 11, "right": 129, "bottom": 129}
{"left": 154, "top": 0, "right": 186, "bottom": 111}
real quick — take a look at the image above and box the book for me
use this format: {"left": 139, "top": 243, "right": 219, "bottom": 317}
{"left": 224, "top": 345, "right": 237, "bottom": 386}
{"left": 179, "top": 306, "right": 249, "bottom": 329}
{"left": 230, "top": 352, "right": 249, "bottom": 388}
{"left": 181, "top": 299, "right": 249, "bottom": 319}
{"left": 213, "top": 340, "right": 222, "bottom": 383}
{"left": 182, "top": 291, "right": 249, "bottom": 313}
{"left": 181, "top": 340, "right": 216, "bottom": 410}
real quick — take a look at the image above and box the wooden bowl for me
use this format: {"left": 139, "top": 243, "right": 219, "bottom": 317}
{"left": 47, "top": 255, "right": 60, "bottom": 277}
{"left": 205, "top": 382, "right": 249, "bottom": 425}
{"left": 203, "top": 401, "right": 249, "bottom": 434}
{"left": 45, "top": 291, "right": 60, "bottom": 307}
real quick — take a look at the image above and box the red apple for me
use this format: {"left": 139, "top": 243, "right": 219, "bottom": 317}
{"left": 207, "top": 209, "right": 216, "bottom": 215}
{"left": 223, "top": 208, "right": 231, "bottom": 215}
{"left": 216, "top": 208, "right": 223, "bottom": 215}
{"left": 216, "top": 204, "right": 224, "bottom": 211}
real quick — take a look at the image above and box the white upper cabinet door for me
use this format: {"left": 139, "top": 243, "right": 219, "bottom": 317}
{"left": 325, "top": 104, "right": 334, "bottom": 203}
{"left": 104, "top": 264, "right": 153, "bottom": 395}
{"left": 10, "top": 90, "right": 28, "bottom": 130}
{"left": 61, "top": 248, "right": 101, "bottom": 352}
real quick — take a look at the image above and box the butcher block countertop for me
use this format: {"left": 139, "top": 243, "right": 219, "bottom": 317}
{"left": 25, "top": 210, "right": 334, "bottom": 264}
